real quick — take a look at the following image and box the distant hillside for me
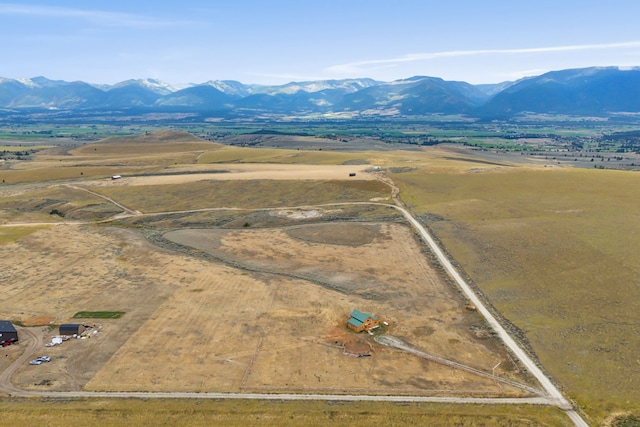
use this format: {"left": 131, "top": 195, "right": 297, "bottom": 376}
{"left": 479, "top": 67, "right": 640, "bottom": 116}
{"left": 99, "top": 130, "right": 211, "bottom": 144}
{"left": 2, "top": 67, "right": 640, "bottom": 118}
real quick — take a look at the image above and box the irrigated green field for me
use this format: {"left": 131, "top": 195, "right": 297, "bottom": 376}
{"left": 391, "top": 166, "right": 640, "bottom": 424}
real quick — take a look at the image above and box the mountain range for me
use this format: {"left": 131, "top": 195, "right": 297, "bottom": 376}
{"left": 2, "top": 67, "right": 640, "bottom": 119}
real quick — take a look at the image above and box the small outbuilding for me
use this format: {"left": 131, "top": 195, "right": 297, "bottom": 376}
{"left": 59, "top": 324, "right": 85, "bottom": 336}
{"left": 0, "top": 320, "right": 18, "bottom": 344}
{"left": 346, "top": 309, "right": 379, "bottom": 333}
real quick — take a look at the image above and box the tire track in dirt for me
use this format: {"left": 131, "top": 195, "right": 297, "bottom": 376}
{"left": 0, "top": 327, "right": 42, "bottom": 395}
{"left": 64, "top": 184, "right": 142, "bottom": 216}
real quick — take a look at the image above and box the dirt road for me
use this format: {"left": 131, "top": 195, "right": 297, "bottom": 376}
{"left": 0, "top": 327, "right": 42, "bottom": 395}
{"left": 380, "top": 202, "right": 589, "bottom": 427}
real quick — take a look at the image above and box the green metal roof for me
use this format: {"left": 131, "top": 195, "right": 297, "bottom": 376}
{"left": 350, "top": 309, "right": 377, "bottom": 323}
{"left": 347, "top": 317, "right": 363, "bottom": 327}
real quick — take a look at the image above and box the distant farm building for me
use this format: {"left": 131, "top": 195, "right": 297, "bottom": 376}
{"left": 59, "top": 324, "right": 85, "bottom": 336}
{"left": 347, "top": 309, "right": 379, "bottom": 332}
{"left": 0, "top": 320, "right": 18, "bottom": 345}
{"left": 111, "top": 175, "right": 122, "bottom": 180}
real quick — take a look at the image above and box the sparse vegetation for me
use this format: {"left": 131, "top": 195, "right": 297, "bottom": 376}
{"left": 0, "top": 399, "right": 571, "bottom": 427}
{"left": 391, "top": 166, "right": 640, "bottom": 424}
{"left": 94, "top": 179, "right": 389, "bottom": 212}
{"left": 0, "top": 226, "right": 52, "bottom": 245}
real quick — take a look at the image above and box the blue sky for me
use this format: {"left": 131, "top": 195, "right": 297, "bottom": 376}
{"left": 2, "top": 1, "right": 640, "bottom": 85}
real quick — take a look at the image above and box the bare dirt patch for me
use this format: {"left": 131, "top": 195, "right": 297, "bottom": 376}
{"left": 272, "top": 209, "right": 323, "bottom": 220}
{"left": 22, "top": 316, "right": 56, "bottom": 327}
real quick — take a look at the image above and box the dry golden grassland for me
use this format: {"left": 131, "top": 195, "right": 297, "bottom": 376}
{"left": 391, "top": 165, "right": 640, "bottom": 424}
{"left": 198, "top": 145, "right": 376, "bottom": 165}
{"left": 0, "top": 165, "right": 141, "bottom": 184}
{"left": 0, "top": 225, "right": 51, "bottom": 244}
{"left": 0, "top": 184, "right": 121, "bottom": 222}
{"left": 2, "top": 220, "right": 524, "bottom": 395}
{"left": 3, "top": 130, "right": 629, "bottom": 425}
{"left": 93, "top": 179, "right": 388, "bottom": 212}
{"left": 0, "top": 399, "right": 572, "bottom": 427}
{"left": 0, "top": 130, "right": 223, "bottom": 185}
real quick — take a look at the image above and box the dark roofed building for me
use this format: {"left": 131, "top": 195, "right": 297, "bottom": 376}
{"left": 346, "top": 309, "right": 379, "bottom": 333}
{"left": 59, "top": 324, "right": 85, "bottom": 336}
{"left": 0, "top": 320, "right": 18, "bottom": 344}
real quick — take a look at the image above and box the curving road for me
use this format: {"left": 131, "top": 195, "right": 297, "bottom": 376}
{"left": 0, "top": 327, "right": 42, "bottom": 396}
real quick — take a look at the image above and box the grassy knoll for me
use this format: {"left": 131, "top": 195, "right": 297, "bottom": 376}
{"left": 391, "top": 166, "right": 640, "bottom": 424}
{"left": 71, "top": 140, "right": 217, "bottom": 157}
{"left": 95, "top": 179, "right": 390, "bottom": 212}
{"left": 0, "top": 399, "right": 571, "bottom": 427}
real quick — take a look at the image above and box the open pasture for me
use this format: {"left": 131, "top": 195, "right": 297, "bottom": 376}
{"left": 91, "top": 178, "right": 388, "bottom": 213}
{"left": 0, "top": 398, "right": 571, "bottom": 427}
{"left": 390, "top": 165, "right": 640, "bottom": 423}
{"left": 198, "top": 145, "right": 379, "bottom": 165}
{"left": 67, "top": 220, "right": 527, "bottom": 394}
{"left": 0, "top": 218, "right": 529, "bottom": 396}
{"left": 0, "top": 183, "right": 121, "bottom": 222}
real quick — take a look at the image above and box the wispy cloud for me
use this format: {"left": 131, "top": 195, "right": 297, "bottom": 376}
{"left": 0, "top": 3, "right": 190, "bottom": 28}
{"left": 327, "top": 41, "right": 640, "bottom": 74}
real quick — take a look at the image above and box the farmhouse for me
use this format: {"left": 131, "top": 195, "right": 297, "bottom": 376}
{"left": 347, "top": 309, "right": 379, "bottom": 332}
{"left": 59, "top": 324, "right": 85, "bottom": 336}
{"left": 0, "top": 320, "right": 18, "bottom": 345}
